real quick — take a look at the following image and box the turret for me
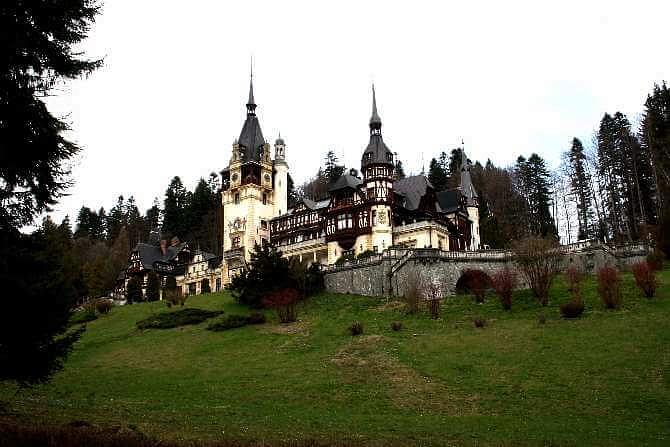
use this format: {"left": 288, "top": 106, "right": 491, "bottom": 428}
{"left": 273, "top": 134, "right": 288, "bottom": 216}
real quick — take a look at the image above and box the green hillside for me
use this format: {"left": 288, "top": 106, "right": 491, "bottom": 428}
{"left": 1, "top": 269, "right": 669, "bottom": 446}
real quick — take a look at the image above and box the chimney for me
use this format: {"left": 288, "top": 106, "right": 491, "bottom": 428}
{"left": 170, "top": 236, "right": 180, "bottom": 247}
{"left": 160, "top": 239, "right": 167, "bottom": 256}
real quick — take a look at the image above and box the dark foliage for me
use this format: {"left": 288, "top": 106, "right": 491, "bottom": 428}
{"left": 69, "top": 309, "right": 97, "bottom": 326}
{"left": 631, "top": 261, "right": 658, "bottom": 298}
{"left": 246, "top": 312, "right": 267, "bottom": 325}
{"left": 491, "top": 268, "right": 516, "bottom": 310}
{"left": 291, "top": 261, "right": 325, "bottom": 297}
{"left": 473, "top": 317, "right": 487, "bottom": 328}
{"left": 136, "top": 309, "right": 223, "bottom": 330}
{"left": 560, "top": 300, "right": 585, "bottom": 318}
{"left": 207, "top": 314, "right": 249, "bottom": 332}
{"left": 125, "top": 276, "right": 143, "bottom": 304}
{"left": 646, "top": 249, "right": 665, "bottom": 271}
{"left": 348, "top": 321, "right": 364, "bottom": 336}
{"left": 390, "top": 321, "right": 403, "bottom": 331}
{"left": 0, "top": 222, "right": 84, "bottom": 385}
{"left": 145, "top": 272, "right": 160, "bottom": 302}
{"left": 597, "top": 266, "right": 622, "bottom": 309}
{"left": 514, "top": 154, "right": 557, "bottom": 237}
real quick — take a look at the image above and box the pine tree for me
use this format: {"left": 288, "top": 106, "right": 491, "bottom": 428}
{"left": 162, "top": 177, "right": 189, "bottom": 238}
{"left": 515, "top": 154, "right": 556, "bottom": 238}
{"left": 323, "top": 150, "right": 345, "bottom": 183}
{"left": 428, "top": 157, "right": 449, "bottom": 191}
{"left": 567, "top": 138, "right": 593, "bottom": 240}
{"left": 106, "top": 196, "right": 126, "bottom": 243}
{"left": 395, "top": 160, "right": 406, "bottom": 179}
{"left": 0, "top": 0, "right": 102, "bottom": 230}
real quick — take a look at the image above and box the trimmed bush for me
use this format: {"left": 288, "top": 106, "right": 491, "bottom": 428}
{"left": 246, "top": 312, "right": 267, "bottom": 325}
{"left": 631, "top": 261, "right": 658, "bottom": 298}
{"left": 136, "top": 309, "right": 223, "bottom": 330}
{"left": 560, "top": 300, "right": 585, "bottom": 318}
{"left": 94, "top": 299, "right": 113, "bottom": 314}
{"left": 597, "top": 266, "right": 622, "bottom": 309}
{"left": 125, "top": 276, "right": 143, "bottom": 304}
{"left": 207, "top": 314, "right": 249, "bottom": 331}
{"left": 473, "top": 317, "right": 486, "bottom": 328}
{"left": 491, "top": 268, "right": 516, "bottom": 310}
{"left": 145, "top": 272, "right": 160, "bottom": 302}
{"left": 390, "top": 321, "right": 403, "bottom": 331}
{"left": 349, "top": 321, "right": 364, "bottom": 336}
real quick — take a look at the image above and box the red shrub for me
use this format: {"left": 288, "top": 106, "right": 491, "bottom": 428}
{"left": 457, "top": 269, "right": 491, "bottom": 303}
{"left": 491, "top": 268, "right": 517, "bottom": 310}
{"left": 631, "top": 261, "right": 658, "bottom": 298}
{"left": 263, "top": 288, "right": 300, "bottom": 323}
{"left": 565, "top": 266, "right": 584, "bottom": 292}
{"left": 597, "top": 266, "right": 622, "bottom": 309}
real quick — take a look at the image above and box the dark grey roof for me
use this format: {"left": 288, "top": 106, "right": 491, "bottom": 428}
{"left": 361, "top": 85, "right": 394, "bottom": 168}
{"left": 393, "top": 175, "right": 433, "bottom": 210}
{"left": 275, "top": 132, "right": 285, "bottom": 146}
{"left": 328, "top": 173, "right": 363, "bottom": 192}
{"left": 238, "top": 78, "right": 266, "bottom": 162}
{"left": 134, "top": 242, "right": 189, "bottom": 270}
{"left": 459, "top": 149, "right": 479, "bottom": 205}
{"left": 437, "top": 190, "right": 461, "bottom": 214}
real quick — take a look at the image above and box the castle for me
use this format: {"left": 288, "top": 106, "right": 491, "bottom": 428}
{"left": 218, "top": 76, "right": 481, "bottom": 285}
{"left": 122, "top": 74, "right": 482, "bottom": 298}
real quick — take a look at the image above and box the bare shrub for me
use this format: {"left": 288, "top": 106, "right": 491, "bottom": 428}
{"left": 513, "top": 237, "right": 561, "bottom": 306}
{"left": 565, "top": 266, "right": 584, "bottom": 292}
{"left": 165, "top": 291, "right": 187, "bottom": 308}
{"left": 402, "top": 271, "right": 421, "bottom": 314}
{"left": 420, "top": 279, "right": 443, "bottom": 319}
{"left": 631, "top": 261, "right": 658, "bottom": 298}
{"left": 597, "top": 266, "right": 622, "bottom": 309}
{"left": 491, "top": 268, "right": 516, "bottom": 310}
{"left": 263, "top": 288, "right": 299, "bottom": 323}
{"left": 457, "top": 269, "right": 491, "bottom": 303}
{"left": 646, "top": 249, "right": 666, "bottom": 271}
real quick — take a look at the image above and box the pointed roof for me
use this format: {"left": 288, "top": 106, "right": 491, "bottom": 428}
{"left": 237, "top": 72, "right": 265, "bottom": 162}
{"left": 361, "top": 84, "right": 394, "bottom": 168}
{"left": 459, "top": 149, "right": 478, "bottom": 205}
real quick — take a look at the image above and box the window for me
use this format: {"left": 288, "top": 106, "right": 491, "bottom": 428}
{"left": 372, "top": 210, "right": 377, "bottom": 226}
{"left": 234, "top": 193, "right": 240, "bottom": 204}
{"left": 261, "top": 219, "right": 267, "bottom": 230}
{"left": 232, "top": 236, "right": 240, "bottom": 248}
{"left": 262, "top": 193, "right": 267, "bottom": 205}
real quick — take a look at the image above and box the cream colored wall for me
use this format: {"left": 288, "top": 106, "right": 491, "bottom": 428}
{"left": 370, "top": 204, "right": 393, "bottom": 252}
{"left": 393, "top": 222, "right": 451, "bottom": 250}
{"left": 468, "top": 206, "right": 480, "bottom": 250}
{"left": 274, "top": 160, "right": 288, "bottom": 217}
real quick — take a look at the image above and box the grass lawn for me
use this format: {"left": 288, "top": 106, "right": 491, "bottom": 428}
{"left": 1, "top": 268, "right": 669, "bottom": 446}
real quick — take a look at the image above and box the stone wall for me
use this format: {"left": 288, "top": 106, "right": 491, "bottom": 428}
{"left": 323, "top": 243, "right": 651, "bottom": 298}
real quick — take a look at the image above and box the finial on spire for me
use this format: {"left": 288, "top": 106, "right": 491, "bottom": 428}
{"left": 246, "top": 57, "right": 256, "bottom": 114}
{"left": 370, "top": 84, "right": 381, "bottom": 125}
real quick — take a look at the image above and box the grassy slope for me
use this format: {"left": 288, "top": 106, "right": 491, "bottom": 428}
{"left": 1, "top": 269, "right": 669, "bottom": 446}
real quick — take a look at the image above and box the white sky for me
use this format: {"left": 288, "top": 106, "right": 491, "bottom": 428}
{"left": 42, "top": 0, "right": 670, "bottom": 227}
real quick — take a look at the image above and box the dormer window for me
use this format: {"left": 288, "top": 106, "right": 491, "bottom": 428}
{"left": 387, "top": 153, "right": 393, "bottom": 162}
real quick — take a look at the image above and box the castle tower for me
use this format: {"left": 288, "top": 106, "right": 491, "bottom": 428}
{"left": 459, "top": 149, "right": 480, "bottom": 250}
{"left": 273, "top": 133, "right": 288, "bottom": 217}
{"left": 221, "top": 72, "right": 278, "bottom": 280}
{"left": 360, "top": 85, "right": 394, "bottom": 253}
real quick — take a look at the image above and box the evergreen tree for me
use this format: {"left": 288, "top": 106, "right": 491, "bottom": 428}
{"left": 125, "top": 196, "right": 144, "bottom": 248}
{"left": 567, "top": 138, "right": 593, "bottom": 240}
{"left": 515, "top": 154, "right": 556, "bottom": 238}
{"left": 428, "top": 157, "right": 449, "bottom": 191}
{"left": 144, "top": 198, "right": 162, "bottom": 233}
{"left": 162, "top": 176, "right": 189, "bottom": 238}
{"left": 323, "top": 150, "right": 345, "bottom": 183}
{"left": 125, "top": 276, "right": 142, "bottom": 304}
{"left": 640, "top": 82, "right": 670, "bottom": 253}
{"left": 0, "top": 0, "right": 102, "bottom": 230}
{"left": 395, "top": 160, "right": 406, "bottom": 179}
{"left": 74, "top": 206, "right": 93, "bottom": 239}
{"left": 145, "top": 272, "right": 160, "bottom": 302}
{"left": 106, "top": 195, "right": 126, "bottom": 243}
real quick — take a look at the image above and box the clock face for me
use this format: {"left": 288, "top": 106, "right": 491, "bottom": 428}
{"left": 264, "top": 173, "right": 271, "bottom": 183}
{"left": 231, "top": 173, "right": 238, "bottom": 182}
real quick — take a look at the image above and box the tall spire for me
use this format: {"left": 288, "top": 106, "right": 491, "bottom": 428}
{"left": 369, "top": 84, "right": 382, "bottom": 137}
{"left": 246, "top": 58, "right": 256, "bottom": 114}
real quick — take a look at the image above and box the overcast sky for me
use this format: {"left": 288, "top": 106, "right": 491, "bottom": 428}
{"left": 42, "top": 0, "right": 670, "bottom": 227}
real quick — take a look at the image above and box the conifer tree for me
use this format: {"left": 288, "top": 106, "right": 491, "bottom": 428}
{"left": 125, "top": 276, "right": 143, "bottom": 304}
{"left": 428, "top": 157, "right": 449, "bottom": 191}
{"left": 323, "top": 150, "right": 345, "bottom": 183}
{"left": 395, "top": 160, "right": 406, "bottom": 179}
{"left": 145, "top": 272, "right": 160, "bottom": 302}
{"left": 162, "top": 176, "right": 189, "bottom": 238}
{"left": 567, "top": 138, "right": 593, "bottom": 240}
